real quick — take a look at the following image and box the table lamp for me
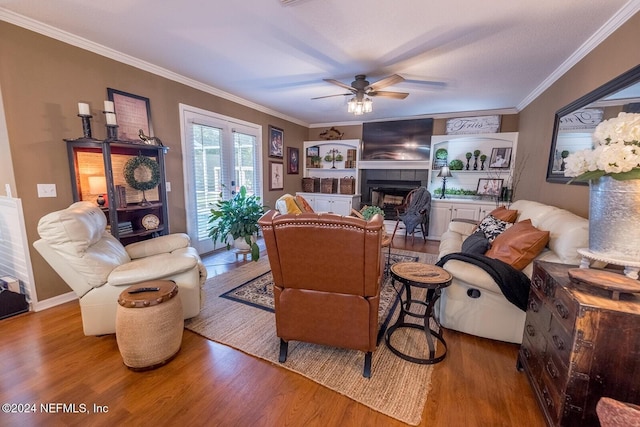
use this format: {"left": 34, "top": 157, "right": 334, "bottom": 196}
{"left": 88, "top": 176, "right": 107, "bottom": 206}
{"left": 437, "top": 166, "right": 452, "bottom": 199}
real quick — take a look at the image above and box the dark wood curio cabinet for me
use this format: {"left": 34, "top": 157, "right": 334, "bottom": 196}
{"left": 65, "top": 137, "right": 169, "bottom": 245}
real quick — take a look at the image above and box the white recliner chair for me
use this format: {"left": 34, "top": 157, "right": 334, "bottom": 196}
{"left": 33, "top": 201, "right": 207, "bottom": 336}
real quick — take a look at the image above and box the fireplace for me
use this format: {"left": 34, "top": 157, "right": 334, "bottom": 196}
{"left": 360, "top": 169, "right": 429, "bottom": 220}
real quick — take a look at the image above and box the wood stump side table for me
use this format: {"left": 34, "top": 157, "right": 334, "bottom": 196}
{"left": 116, "top": 280, "right": 183, "bottom": 370}
{"left": 385, "top": 262, "right": 452, "bottom": 364}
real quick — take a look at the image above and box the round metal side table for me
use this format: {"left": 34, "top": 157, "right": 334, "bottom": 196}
{"left": 385, "top": 262, "right": 452, "bottom": 364}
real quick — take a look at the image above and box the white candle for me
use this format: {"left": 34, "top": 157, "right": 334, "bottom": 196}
{"left": 104, "top": 100, "right": 115, "bottom": 113}
{"left": 106, "top": 112, "right": 117, "bottom": 125}
{"left": 78, "top": 102, "right": 90, "bottom": 115}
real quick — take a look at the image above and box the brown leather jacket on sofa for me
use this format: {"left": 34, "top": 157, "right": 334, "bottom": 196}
{"left": 258, "top": 210, "right": 384, "bottom": 378}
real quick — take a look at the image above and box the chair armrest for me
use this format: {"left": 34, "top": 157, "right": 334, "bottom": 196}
{"left": 107, "top": 252, "right": 198, "bottom": 286}
{"left": 447, "top": 220, "right": 478, "bottom": 236}
{"left": 125, "top": 233, "right": 191, "bottom": 259}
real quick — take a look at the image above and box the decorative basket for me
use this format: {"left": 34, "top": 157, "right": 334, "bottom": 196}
{"left": 320, "top": 178, "right": 338, "bottom": 194}
{"left": 339, "top": 176, "right": 356, "bottom": 194}
{"left": 302, "top": 177, "right": 320, "bottom": 193}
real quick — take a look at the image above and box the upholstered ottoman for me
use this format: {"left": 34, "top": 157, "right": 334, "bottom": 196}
{"left": 116, "top": 280, "right": 183, "bottom": 370}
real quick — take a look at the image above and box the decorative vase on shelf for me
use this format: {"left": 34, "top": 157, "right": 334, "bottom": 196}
{"left": 588, "top": 176, "right": 640, "bottom": 263}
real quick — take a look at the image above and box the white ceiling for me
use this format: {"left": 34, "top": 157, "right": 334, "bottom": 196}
{"left": 1, "top": 0, "right": 638, "bottom": 126}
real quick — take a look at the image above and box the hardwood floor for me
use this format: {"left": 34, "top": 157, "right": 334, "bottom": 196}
{"left": 0, "top": 236, "right": 544, "bottom": 426}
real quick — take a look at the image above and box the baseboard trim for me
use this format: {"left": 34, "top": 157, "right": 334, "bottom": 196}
{"left": 33, "top": 291, "right": 77, "bottom": 312}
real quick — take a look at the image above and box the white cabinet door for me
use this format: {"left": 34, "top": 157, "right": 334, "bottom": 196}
{"left": 428, "top": 202, "right": 453, "bottom": 239}
{"left": 314, "top": 195, "right": 333, "bottom": 213}
{"left": 451, "top": 204, "right": 478, "bottom": 221}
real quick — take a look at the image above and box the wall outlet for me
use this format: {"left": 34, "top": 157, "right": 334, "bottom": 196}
{"left": 37, "top": 184, "right": 57, "bottom": 198}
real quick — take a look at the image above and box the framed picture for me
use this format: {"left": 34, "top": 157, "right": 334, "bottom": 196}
{"left": 287, "top": 147, "right": 299, "bottom": 174}
{"left": 306, "top": 146, "right": 319, "bottom": 157}
{"left": 489, "top": 147, "right": 512, "bottom": 169}
{"left": 477, "top": 178, "right": 504, "bottom": 197}
{"left": 107, "top": 88, "right": 152, "bottom": 142}
{"left": 268, "top": 125, "right": 284, "bottom": 158}
{"left": 269, "top": 161, "right": 284, "bottom": 191}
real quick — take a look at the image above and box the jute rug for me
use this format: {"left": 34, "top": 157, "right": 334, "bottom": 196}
{"left": 185, "top": 249, "right": 439, "bottom": 425}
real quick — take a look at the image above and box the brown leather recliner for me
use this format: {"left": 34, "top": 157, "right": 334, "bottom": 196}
{"left": 258, "top": 210, "right": 384, "bottom": 378}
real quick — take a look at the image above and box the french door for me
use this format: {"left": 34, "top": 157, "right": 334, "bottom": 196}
{"left": 180, "top": 104, "right": 262, "bottom": 254}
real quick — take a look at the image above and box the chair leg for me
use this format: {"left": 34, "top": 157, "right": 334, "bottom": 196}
{"left": 363, "top": 351, "right": 372, "bottom": 378}
{"left": 391, "top": 219, "right": 401, "bottom": 241}
{"left": 279, "top": 339, "right": 288, "bottom": 363}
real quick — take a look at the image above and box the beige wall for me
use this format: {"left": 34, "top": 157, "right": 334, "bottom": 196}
{"left": 0, "top": 22, "right": 307, "bottom": 300}
{"left": 515, "top": 13, "right": 640, "bottom": 218}
{"left": 1, "top": 13, "right": 638, "bottom": 301}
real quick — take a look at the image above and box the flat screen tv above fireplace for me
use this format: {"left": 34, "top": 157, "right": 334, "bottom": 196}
{"left": 361, "top": 118, "right": 433, "bottom": 161}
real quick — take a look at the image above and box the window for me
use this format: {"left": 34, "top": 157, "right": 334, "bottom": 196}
{"left": 180, "top": 104, "right": 262, "bottom": 254}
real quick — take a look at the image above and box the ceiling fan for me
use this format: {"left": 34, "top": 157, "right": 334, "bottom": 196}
{"left": 312, "top": 74, "right": 409, "bottom": 101}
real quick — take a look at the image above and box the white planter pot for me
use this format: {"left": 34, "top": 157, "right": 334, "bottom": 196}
{"left": 233, "top": 235, "right": 256, "bottom": 251}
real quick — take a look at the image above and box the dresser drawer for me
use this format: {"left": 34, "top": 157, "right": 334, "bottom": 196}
{"left": 549, "top": 288, "right": 578, "bottom": 335}
{"left": 547, "top": 314, "right": 573, "bottom": 363}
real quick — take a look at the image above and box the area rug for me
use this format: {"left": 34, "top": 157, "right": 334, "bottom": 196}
{"left": 185, "top": 249, "right": 439, "bottom": 425}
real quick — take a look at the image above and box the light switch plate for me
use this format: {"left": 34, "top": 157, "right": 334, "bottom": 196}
{"left": 166, "top": 182, "right": 171, "bottom": 192}
{"left": 37, "top": 183, "right": 57, "bottom": 198}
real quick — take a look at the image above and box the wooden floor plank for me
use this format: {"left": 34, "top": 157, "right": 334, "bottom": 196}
{"left": 0, "top": 236, "right": 544, "bottom": 426}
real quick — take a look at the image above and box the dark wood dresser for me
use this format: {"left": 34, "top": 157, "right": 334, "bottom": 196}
{"left": 517, "top": 261, "right": 640, "bottom": 426}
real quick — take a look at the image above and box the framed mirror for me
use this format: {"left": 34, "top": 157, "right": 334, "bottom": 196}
{"left": 547, "top": 65, "right": 640, "bottom": 184}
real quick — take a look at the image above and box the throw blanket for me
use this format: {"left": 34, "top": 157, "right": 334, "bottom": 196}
{"left": 399, "top": 187, "right": 431, "bottom": 234}
{"left": 436, "top": 252, "right": 530, "bottom": 311}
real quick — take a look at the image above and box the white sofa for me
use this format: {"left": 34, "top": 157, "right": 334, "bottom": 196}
{"left": 436, "top": 200, "right": 588, "bottom": 343}
{"left": 34, "top": 202, "right": 207, "bottom": 336}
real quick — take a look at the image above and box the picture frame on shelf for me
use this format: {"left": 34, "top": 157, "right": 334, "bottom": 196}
{"left": 269, "top": 161, "right": 284, "bottom": 191}
{"left": 287, "top": 147, "right": 299, "bottom": 174}
{"left": 268, "top": 125, "right": 284, "bottom": 158}
{"left": 107, "top": 88, "right": 152, "bottom": 142}
{"left": 477, "top": 178, "right": 503, "bottom": 197}
{"left": 489, "top": 147, "right": 512, "bottom": 169}
{"left": 306, "top": 146, "right": 319, "bottom": 157}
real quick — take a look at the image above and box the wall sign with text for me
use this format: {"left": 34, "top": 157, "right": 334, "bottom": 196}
{"left": 446, "top": 115, "right": 501, "bottom": 135}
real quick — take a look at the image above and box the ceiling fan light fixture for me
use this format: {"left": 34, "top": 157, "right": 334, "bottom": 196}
{"left": 347, "top": 97, "right": 372, "bottom": 115}
{"left": 347, "top": 97, "right": 357, "bottom": 113}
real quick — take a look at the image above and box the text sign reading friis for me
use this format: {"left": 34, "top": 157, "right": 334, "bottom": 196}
{"left": 446, "top": 115, "right": 501, "bottom": 135}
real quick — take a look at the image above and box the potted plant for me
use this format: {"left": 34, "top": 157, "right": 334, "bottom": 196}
{"left": 208, "top": 186, "right": 266, "bottom": 261}
{"left": 360, "top": 205, "right": 385, "bottom": 220}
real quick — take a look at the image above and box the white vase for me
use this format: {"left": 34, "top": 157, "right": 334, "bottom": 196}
{"left": 233, "top": 235, "right": 256, "bottom": 251}
{"left": 589, "top": 176, "right": 640, "bottom": 263}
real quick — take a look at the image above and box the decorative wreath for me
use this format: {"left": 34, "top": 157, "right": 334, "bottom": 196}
{"left": 124, "top": 155, "right": 160, "bottom": 191}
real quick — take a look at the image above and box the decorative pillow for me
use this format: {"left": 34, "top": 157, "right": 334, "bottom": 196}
{"left": 485, "top": 219, "right": 550, "bottom": 271}
{"left": 461, "top": 230, "right": 492, "bottom": 255}
{"left": 477, "top": 215, "right": 512, "bottom": 242}
{"left": 275, "top": 194, "right": 302, "bottom": 215}
{"left": 489, "top": 206, "right": 518, "bottom": 223}
{"left": 294, "top": 195, "right": 314, "bottom": 213}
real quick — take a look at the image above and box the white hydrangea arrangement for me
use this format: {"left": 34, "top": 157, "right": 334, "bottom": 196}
{"left": 564, "top": 112, "right": 640, "bottom": 182}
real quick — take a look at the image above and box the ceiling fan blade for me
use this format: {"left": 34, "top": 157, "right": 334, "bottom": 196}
{"left": 369, "top": 91, "right": 409, "bottom": 99}
{"left": 311, "top": 93, "right": 352, "bottom": 100}
{"left": 323, "top": 78, "right": 356, "bottom": 93}
{"left": 366, "top": 74, "right": 405, "bottom": 92}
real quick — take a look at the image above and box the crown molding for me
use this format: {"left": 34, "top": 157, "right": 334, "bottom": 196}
{"left": 517, "top": 0, "right": 640, "bottom": 111}
{"left": 0, "top": 8, "right": 310, "bottom": 128}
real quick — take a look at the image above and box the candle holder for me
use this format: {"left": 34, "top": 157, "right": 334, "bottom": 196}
{"left": 106, "top": 124, "right": 119, "bottom": 140}
{"left": 78, "top": 114, "right": 93, "bottom": 139}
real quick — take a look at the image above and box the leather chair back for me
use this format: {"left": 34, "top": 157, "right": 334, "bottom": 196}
{"left": 259, "top": 211, "right": 384, "bottom": 353}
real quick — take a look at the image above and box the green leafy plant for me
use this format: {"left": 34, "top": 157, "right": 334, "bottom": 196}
{"left": 480, "top": 154, "right": 487, "bottom": 161}
{"left": 465, "top": 152, "right": 473, "bottom": 159}
{"left": 435, "top": 148, "right": 448, "bottom": 160}
{"left": 449, "top": 159, "right": 464, "bottom": 170}
{"left": 433, "top": 187, "right": 478, "bottom": 196}
{"left": 473, "top": 149, "right": 481, "bottom": 157}
{"left": 208, "top": 186, "right": 266, "bottom": 261}
{"left": 360, "top": 205, "right": 385, "bottom": 220}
